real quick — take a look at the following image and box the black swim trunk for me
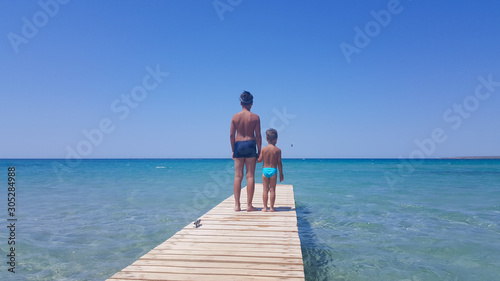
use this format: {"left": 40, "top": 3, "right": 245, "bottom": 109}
{"left": 233, "top": 140, "right": 257, "bottom": 158}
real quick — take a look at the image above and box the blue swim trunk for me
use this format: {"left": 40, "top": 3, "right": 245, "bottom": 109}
{"left": 233, "top": 140, "right": 257, "bottom": 158}
{"left": 262, "top": 167, "right": 277, "bottom": 178}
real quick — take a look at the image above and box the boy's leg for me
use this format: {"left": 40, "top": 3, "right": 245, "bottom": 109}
{"left": 233, "top": 158, "right": 244, "bottom": 211}
{"left": 262, "top": 175, "right": 269, "bottom": 212}
{"left": 244, "top": 157, "right": 257, "bottom": 211}
{"left": 269, "top": 174, "right": 277, "bottom": 212}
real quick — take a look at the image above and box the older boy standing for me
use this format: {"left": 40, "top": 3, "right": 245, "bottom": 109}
{"left": 230, "top": 91, "right": 262, "bottom": 212}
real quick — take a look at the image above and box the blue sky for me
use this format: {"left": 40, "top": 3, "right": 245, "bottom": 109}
{"left": 1, "top": 0, "right": 500, "bottom": 158}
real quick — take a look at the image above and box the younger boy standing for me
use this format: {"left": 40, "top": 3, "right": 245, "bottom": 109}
{"left": 257, "top": 128, "right": 284, "bottom": 212}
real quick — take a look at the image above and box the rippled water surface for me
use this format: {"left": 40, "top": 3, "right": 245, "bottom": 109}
{"left": 0, "top": 159, "right": 499, "bottom": 280}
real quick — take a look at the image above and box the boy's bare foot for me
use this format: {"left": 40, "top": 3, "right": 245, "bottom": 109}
{"left": 261, "top": 207, "right": 268, "bottom": 212}
{"left": 234, "top": 205, "right": 241, "bottom": 212}
{"left": 247, "top": 206, "right": 258, "bottom": 212}
{"left": 270, "top": 207, "right": 276, "bottom": 212}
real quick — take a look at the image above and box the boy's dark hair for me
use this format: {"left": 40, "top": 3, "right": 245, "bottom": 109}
{"left": 240, "top": 91, "right": 253, "bottom": 105}
{"left": 266, "top": 128, "right": 278, "bottom": 142}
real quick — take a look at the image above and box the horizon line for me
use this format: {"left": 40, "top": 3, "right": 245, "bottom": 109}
{"left": 1, "top": 156, "right": 500, "bottom": 160}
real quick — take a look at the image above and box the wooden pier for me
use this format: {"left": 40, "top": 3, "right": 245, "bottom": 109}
{"left": 107, "top": 184, "right": 304, "bottom": 280}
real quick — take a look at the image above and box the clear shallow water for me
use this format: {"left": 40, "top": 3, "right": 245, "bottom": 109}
{"left": 289, "top": 159, "right": 500, "bottom": 281}
{"left": 0, "top": 159, "right": 499, "bottom": 280}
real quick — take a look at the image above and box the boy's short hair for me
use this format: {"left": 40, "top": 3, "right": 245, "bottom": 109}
{"left": 266, "top": 128, "right": 278, "bottom": 142}
{"left": 240, "top": 91, "right": 253, "bottom": 105}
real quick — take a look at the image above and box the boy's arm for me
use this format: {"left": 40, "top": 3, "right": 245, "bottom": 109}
{"left": 255, "top": 116, "right": 262, "bottom": 157}
{"left": 277, "top": 149, "right": 284, "bottom": 182}
{"left": 230, "top": 117, "right": 236, "bottom": 156}
{"left": 257, "top": 148, "right": 263, "bottom": 163}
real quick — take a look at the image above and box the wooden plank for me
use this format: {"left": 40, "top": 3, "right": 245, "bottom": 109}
{"left": 173, "top": 229, "right": 299, "bottom": 238}
{"left": 181, "top": 224, "right": 297, "bottom": 232}
{"left": 167, "top": 236, "right": 301, "bottom": 245}
{"left": 110, "top": 273, "right": 304, "bottom": 281}
{"left": 148, "top": 248, "right": 303, "bottom": 257}
{"left": 107, "top": 184, "right": 304, "bottom": 280}
{"left": 139, "top": 254, "right": 303, "bottom": 265}
{"left": 131, "top": 259, "right": 304, "bottom": 271}
{"left": 119, "top": 265, "right": 305, "bottom": 277}
{"left": 199, "top": 215, "right": 298, "bottom": 222}
{"left": 153, "top": 242, "right": 301, "bottom": 251}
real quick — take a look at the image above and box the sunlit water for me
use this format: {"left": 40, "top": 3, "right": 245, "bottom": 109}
{"left": 0, "top": 159, "right": 498, "bottom": 280}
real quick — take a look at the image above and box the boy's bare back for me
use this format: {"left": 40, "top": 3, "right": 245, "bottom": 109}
{"left": 231, "top": 110, "right": 260, "bottom": 142}
{"left": 259, "top": 144, "right": 281, "bottom": 168}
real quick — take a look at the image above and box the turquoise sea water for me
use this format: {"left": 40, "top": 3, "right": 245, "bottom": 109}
{"left": 0, "top": 159, "right": 499, "bottom": 280}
